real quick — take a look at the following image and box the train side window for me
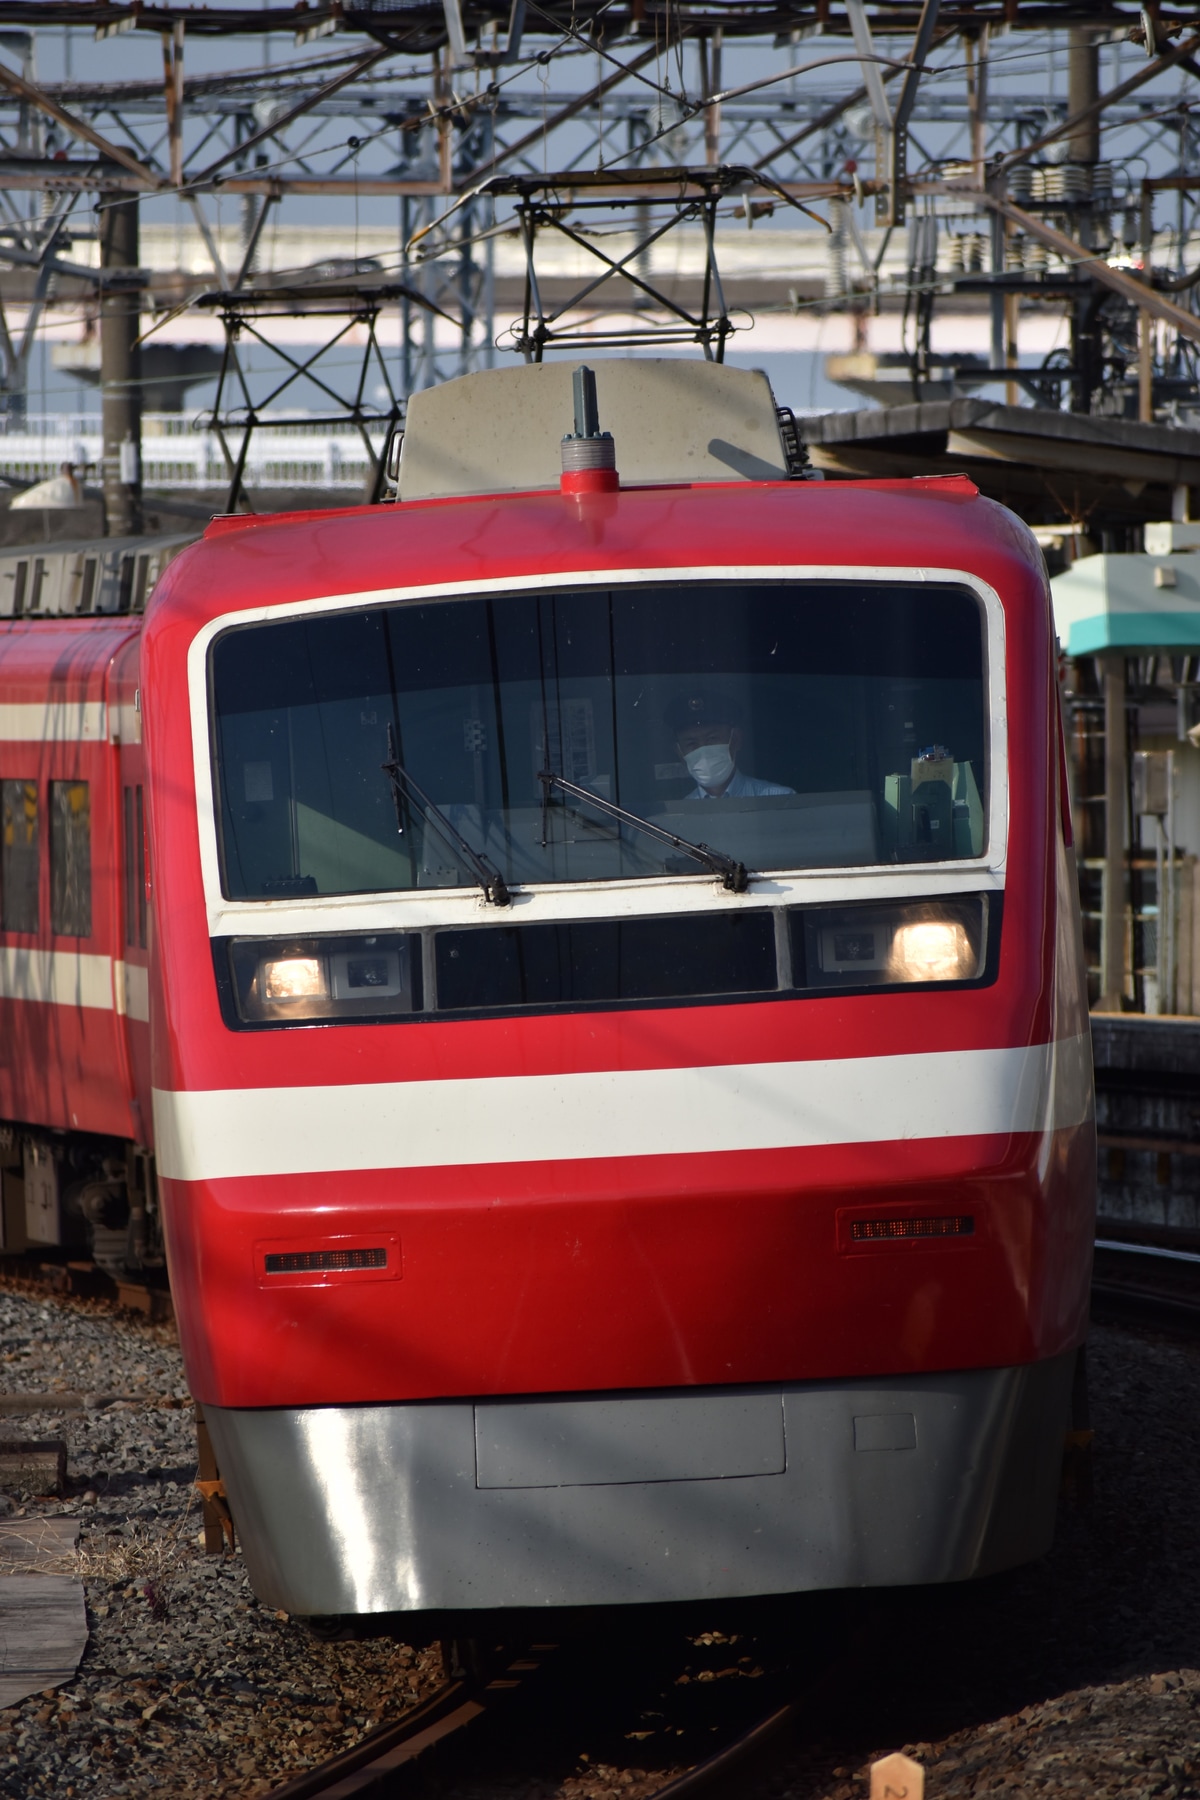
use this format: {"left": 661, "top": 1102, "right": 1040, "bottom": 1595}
{"left": 29, "top": 559, "right": 46, "bottom": 612}
{"left": 80, "top": 559, "right": 97, "bottom": 613}
{"left": 12, "top": 562, "right": 27, "bottom": 616}
{"left": 0, "top": 780, "right": 38, "bottom": 933}
{"left": 50, "top": 780, "right": 91, "bottom": 938}
{"left": 123, "top": 786, "right": 147, "bottom": 949}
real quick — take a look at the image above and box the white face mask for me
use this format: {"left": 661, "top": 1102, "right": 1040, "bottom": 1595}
{"left": 684, "top": 742, "right": 735, "bottom": 791}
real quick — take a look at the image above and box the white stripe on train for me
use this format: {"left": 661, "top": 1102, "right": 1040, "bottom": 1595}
{"left": 0, "top": 949, "right": 148, "bottom": 1021}
{"left": 0, "top": 701, "right": 107, "bottom": 743}
{"left": 152, "top": 1035, "right": 1093, "bottom": 1183}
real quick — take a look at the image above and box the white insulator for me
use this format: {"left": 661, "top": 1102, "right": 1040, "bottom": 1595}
{"left": 1030, "top": 167, "right": 1048, "bottom": 201}
{"left": 1008, "top": 165, "right": 1034, "bottom": 202}
{"left": 1025, "top": 239, "right": 1049, "bottom": 274}
{"left": 1092, "top": 161, "right": 1114, "bottom": 201}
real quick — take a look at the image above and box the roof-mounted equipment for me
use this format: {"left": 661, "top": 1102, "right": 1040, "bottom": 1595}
{"left": 560, "top": 367, "right": 619, "bottom": 496}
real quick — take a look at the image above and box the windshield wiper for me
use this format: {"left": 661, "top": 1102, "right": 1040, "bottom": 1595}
{"left": 383, "top": 725, "right": 511, "bottom": 907}
{"left": 538, "top": 769, "right": 749, "bottom": 894}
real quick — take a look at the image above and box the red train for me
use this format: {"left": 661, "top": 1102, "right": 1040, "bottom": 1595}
{"left": 0, "top": 614, "right": 151, "bottom": 1263}
{"left": 0, "top": 360, "right": 1095, "bottom": 1616}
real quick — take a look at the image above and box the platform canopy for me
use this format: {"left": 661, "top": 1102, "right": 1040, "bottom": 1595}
{"left": 805, "top": 401, "right": 1200, "bottom": 530}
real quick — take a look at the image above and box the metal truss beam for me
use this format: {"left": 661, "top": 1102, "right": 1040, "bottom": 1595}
{"left": 752, "top": 22, "right": 955, "bottom": 174}
{"left": 191, "top": 43, "right": 389, "bottom": 182}
{"left": 2, "top": 0, "right": 1200, "bottom": 448}
{"left": 923, "top": 178, "right": 1200, "bottom": 350}
{"left": 0, "top": 158, "right": 458, "bottom": 195}
{"left": 996, "top": 29, "right": 1200, "bottom": 176}
{"left": 466, "top": 40, "right": 663, "bottom": 182}
{"left": 0, "top": 53, "right": 163, "bottom": 185}
{"left": 0, "top": 3, "right": 1194, "bottom": 36}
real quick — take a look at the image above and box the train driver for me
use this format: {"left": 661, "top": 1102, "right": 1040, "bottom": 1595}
{"left": 665, "top": 691, "right": 795, "bottom": 800}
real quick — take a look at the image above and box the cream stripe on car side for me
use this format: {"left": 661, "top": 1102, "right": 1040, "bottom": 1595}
{"left": 0, "top": 701, "right": 106, "bottom": 743}
{"left": 0, "top": 949, "right": 148, "bottom": 1019}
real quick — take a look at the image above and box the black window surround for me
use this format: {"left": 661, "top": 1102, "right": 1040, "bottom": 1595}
{"left": 212, "top": 893, "right": 1000, "bottom": 1031}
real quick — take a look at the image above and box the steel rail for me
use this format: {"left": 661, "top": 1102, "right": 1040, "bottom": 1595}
{"left": 651, "top": 1699, "right": 797, "bottom": 1798}
{"left": 257, "top": 1678, "right": 474, "bottom": 1799}
{"left": 647, "top": 1605, "right": 887, "bottom": 1800}
{"left": 1095, "top": 1237, "right": 1200, "bottom": 1268}
{"left": 256, "top": 1653, "right": 526, "bottom": 1800}
{"left": 1091, "top": 1281, "right": 1200, "bottom": 1334}
{"left": 262, "top": 1663, "right": 801, "bottom": 1800}
{"left": 1092, "top": 1238, "right": 1200, "bottom": 1336}
{"left": 258, "top": 1599, "right": 885, "bottom": 1800}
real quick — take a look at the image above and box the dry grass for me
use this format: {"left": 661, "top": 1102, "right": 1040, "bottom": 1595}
{"left": 2, "top": 1496, "right": 200, "bottom": 1618}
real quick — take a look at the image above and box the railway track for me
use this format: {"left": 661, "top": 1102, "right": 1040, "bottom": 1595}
{"left": 262, "top": 1671, "right": 795, "bottom": 1800}
{"left": 258, "top": 1228, "right": 1200, "bottom": 1800}
{"left": 259, "top": 1609, "right": 854, "bottom": 1800}
{"left": 259, "top": 1658, "right": 522, "bottom": 1800}
{"left": 1091, "top": 1230, "right": 1200, "bottom": 1333}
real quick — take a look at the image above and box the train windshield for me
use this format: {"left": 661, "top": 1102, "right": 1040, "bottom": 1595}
{"left": 210, "top": 580, "right": 988, "bottom": 900}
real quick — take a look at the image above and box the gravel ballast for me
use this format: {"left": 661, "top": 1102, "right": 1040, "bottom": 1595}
{"left": 0, "top": 1282, "right": 1197, "bottom": 1799}
{"left": 0, "top": 1283, "right": 445, "bottom": 1799}
{"left": 760, "top": 1323, "right": 1200, "bottom": 1800}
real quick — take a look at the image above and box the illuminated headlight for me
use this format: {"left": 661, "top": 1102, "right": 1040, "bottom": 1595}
{"left": 261, "top": 956, "right": 327, "bottom": 1002}
{"left": 797, "top": 896, "right": 991, "bottom": 991}
{"left": 888, "top": 919, "right": 977, "bottom": 983}
{"left": 222, "top": 934, "right": 418, "bottom": 1025}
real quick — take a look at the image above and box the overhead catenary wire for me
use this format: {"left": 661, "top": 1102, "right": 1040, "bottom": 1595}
{"left": 4, "top": 6, "right": 1200, "bottom": 448}
{"left": 49, "top": 11, "right": 617, "bottom": 205}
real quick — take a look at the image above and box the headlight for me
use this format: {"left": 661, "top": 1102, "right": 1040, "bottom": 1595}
{"left": 795, "top": 895, "right": 991, "bottom": 991}
{"left": 262, "top": 956, "right": 327, "bottom": 1002}
{"left": 888, "top": 919, "right": 976, "bottom": 983}
{"left": 222, "top": 934, "right": 419, "bottom": 1025}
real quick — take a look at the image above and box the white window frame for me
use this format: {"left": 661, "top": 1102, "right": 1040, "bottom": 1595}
{"left": 187, "top": 562, "right": 1009, "bottom": 941}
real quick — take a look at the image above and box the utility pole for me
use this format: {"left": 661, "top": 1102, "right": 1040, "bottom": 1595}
{"left": 99, "top": 195, "right": 143, "bottom": 537}
{"left": 1066, "top": 26, "right": 1101, "bottom": 165}
{"left": 1099, "top": 655, "right": 1128, "bottom": 1013}
{"left": 1067, "top": 27, "right": 1102, "bottom": 414}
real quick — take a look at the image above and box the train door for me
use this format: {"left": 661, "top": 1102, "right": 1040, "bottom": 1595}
{"left": 110, "top": 636, "right": 152, "bottom": 1143}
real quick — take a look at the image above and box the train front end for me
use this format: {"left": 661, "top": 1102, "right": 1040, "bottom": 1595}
{"left": 144, "top": 364, "right": 1094, "bottom": 1617}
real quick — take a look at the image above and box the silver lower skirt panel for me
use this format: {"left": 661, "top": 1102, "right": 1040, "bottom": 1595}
{"left": 204, "top": 1353, "right": 1075, "bottom": 1615}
